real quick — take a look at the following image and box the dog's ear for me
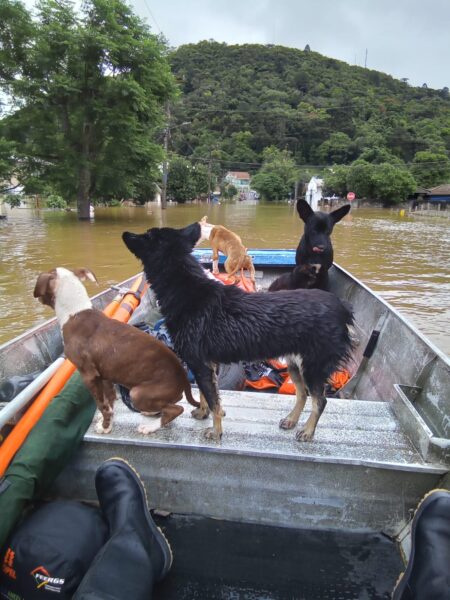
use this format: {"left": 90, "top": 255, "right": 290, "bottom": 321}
{"left": 33, "top": 272, "right": 54, "bottom": 299}
{"left": 73, "top": 268, "right": 98, "bottom": 284}
{"left": 122, "top": 231, "right": 147, "bottom": 257}
{"left": 296, "top": 199, "right": 314, "bottom": 222}
{"left": 330, "top": 204, "right": 351, "bottom": 224}
{"left": 33, "top": 271, "right": 57, "bottom": 307}
{"left": 200, "top": 216, "right": 208, "bottom": 224}
{"left": 180, "top": 222, "right": 201, "bottom": 248}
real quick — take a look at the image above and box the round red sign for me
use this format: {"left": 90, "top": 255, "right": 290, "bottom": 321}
{"left": 347, "top": 192, "right": 356, "bottom": 201}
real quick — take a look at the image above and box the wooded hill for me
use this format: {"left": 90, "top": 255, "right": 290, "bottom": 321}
{"left": 168, "top": 41, "right": 450, "bottom": 190}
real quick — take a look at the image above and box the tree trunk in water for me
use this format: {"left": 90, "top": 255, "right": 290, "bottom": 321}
{"left": 77, "top": 122, "right": 92, "bottom": 220}
{"left": 77, "top": 163, "right": 91, "bottom": 219}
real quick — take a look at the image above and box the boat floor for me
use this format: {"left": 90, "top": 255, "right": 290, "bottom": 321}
{"left": 87, "top": 390, "right": 444, "bottom": 473}
{"left": 152, "top": 513, "right": 403, "bottom": 600}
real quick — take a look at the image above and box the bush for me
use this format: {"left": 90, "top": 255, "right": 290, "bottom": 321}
{"left": 220, "top": 183, "right": 238, "bottom": 199}
{"left": 3, "top": 194, "right": 22, "bottom": 208}
{"left": 46, "top": 194, "right": 67, "bottom": 209}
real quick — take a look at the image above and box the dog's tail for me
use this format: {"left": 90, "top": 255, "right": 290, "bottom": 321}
{"left": 184, "top": 380, "right": 200, "bottom": 408}
{"left": 227, "top": 252, "right": 251, "bottom": 279}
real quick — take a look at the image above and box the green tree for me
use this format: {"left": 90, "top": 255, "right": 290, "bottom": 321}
{"left": 315, "top": 132, "right": 354, "bottom": 164}
{"left": 251, "top": 146, "right": 298, "bottom": 201}
{"left": 46, "top": 194, "right": 67, "bottom": 209}
{"left": 410, "top": 151, "right": 450, "bottom": 188}
{"left": 190, "top": 163, "right": 209, "bottom": 197}
{"left": 345, "top": 160, "right": 416, "bottom": 204}
{"left": 251, "top": 172, "right": 287, "bottom": 201}
{"left": 0, "top": 137, "right": 18, "bottom": 192}
{"left": 167, "top": 156, "right": 209, "bottom": 203}
{"left": 0, "top": 0, "right": 175, "bottom": 219}
{"left": 220, "top": 183, "right": 237, "bottom": 199}
{"left": 346, "top": 160, "right": 375, "bottom": 198}
{"left": 3, "top": 193, "right": 21, "bottom": 208}
{"left": 221, "top": 131, "right": 257, "bottom": 164}
{"left": 324, "top": 165, "right": 349, "bottom": 196}
{"left": 372, "top": 164, "right": 416, "bottom": 205}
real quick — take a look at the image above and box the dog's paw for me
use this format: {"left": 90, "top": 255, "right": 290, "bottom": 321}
{"left": 279, "top": 416, "right": 297, "bottom": 430}
{"left": 295, "top": 427, "right": 315, "bottom": 442}
{"left": 137, "top": 417, "right": 162, "bottom": 435}
{"left": 204, "top": 427, "right": 222, "bottom": 441}
{"left": 191, "top": 406, "right": 210, "bottom": 420}
{"left": 95, "top": 421, "right": 113, "bottom": 435}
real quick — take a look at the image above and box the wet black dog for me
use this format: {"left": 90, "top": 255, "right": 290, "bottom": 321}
{"left": 268, "top": 263, "right": 320, "bottom": 292}
{"left": 123, "top": 223, "right": 353, "bottom": 443}
{"left": 295, "top": 199, "right": 351, "bottom": 290}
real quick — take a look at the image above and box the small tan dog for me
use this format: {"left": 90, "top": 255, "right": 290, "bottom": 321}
{"left": 198, "top": 216, "right": 256, "bottom": 286}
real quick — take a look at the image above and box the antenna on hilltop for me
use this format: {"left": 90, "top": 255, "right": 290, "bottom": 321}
{"left": 364, "top": 48, "right": 368, "bottom": 68}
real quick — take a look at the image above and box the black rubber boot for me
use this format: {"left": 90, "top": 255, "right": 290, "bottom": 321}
{"left": 392, "top": 489, "right": 450, "bottom": 600}
{"left": 73, "top": 458, "right": 172, "bottom": 600}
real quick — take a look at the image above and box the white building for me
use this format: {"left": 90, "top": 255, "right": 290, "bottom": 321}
{"left": 305, "top": 176, "right": 324, "bottom": 211}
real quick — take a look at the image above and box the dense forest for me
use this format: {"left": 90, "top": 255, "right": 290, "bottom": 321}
{"left": 167, "top": 41, "right": 450, "bottom": 201}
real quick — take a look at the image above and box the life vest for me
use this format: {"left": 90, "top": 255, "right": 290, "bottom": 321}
{"left": 212, "top": 272, "right": 255, "bottom": 292}
{"left": 249, "top": 359, "right": 351, "bottom": 397}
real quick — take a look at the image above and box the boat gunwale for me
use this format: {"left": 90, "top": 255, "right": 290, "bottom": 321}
{"left": 1, "top": 251, "right": 448, "bottom": 367}
{"left": 0, "top": 273, "right": 141, "bottom": 353}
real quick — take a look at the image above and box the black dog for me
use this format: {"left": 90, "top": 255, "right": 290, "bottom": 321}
{"left": 268, "top": 263, "right": 320, "bottom": 292}
{"left": 295, "top": 199, "right": 351, "bottom": 290}
{"left": 123, "top": 223, "right": 353, "bottom": 443}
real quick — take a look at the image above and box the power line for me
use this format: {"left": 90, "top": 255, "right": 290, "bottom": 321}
{"left": 184, "top": 154, "right": 450, "bottom": 170}
{"left": 174, "top": 100, "right": 450, "bottom": 118}
{"left": 141, "top": 0, "right": 161, "bottom": 34}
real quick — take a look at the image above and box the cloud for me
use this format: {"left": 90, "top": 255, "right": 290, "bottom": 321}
{"left": 133, "top": 0, "right": 450, "bottom": 89}
{"left": 21, "top": 0, "right": 450, "bottom": 89}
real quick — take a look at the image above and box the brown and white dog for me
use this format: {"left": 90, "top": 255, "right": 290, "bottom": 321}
{"left": 33, "top": 267, "right": 198, "bottom": 434}
{"left": 198, "top": 216, "right": 256, "bottom": 286}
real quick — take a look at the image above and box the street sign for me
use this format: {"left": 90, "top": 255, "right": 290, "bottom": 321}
{"left": 347, "top": 192, "right": 356, "bottom": 201}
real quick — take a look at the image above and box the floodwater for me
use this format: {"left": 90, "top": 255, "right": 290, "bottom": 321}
{"left": 0, "top": 202, "right": 449, "bottom": 356}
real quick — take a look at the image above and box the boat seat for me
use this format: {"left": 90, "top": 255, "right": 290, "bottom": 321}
{"left": 51, "top": 390, "right": 447, "bottom": 535}
{"left": 86, "top": 391, "right": 445, "bottom": 471}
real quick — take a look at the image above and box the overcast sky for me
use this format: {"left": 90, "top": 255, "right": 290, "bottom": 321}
{"left": 129, "top": 0, "right": 450, "bottom": 90}
{"left": 23, "top": 0, "right": 450, "bottom": 90}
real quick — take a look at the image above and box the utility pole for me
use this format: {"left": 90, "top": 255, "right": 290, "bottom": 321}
{"left": 207, "top": 152, "right": 212, "bottom": 200}
{"left": 161, "top": 102, "right": 170, "bottom": 210}
{"left": 294, "top": 180, "right": 299, "bottom": 203}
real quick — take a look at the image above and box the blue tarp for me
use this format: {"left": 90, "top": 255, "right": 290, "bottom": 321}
{"left": 192, "top": 248, "right": 296, "bottom": 267}
{"left": 429, "top": 195, "right": 450, "bottom": 203}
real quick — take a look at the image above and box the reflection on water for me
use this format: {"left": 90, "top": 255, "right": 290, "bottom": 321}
{"left": 0, "top": 203, "right": 449, "bottom": 355}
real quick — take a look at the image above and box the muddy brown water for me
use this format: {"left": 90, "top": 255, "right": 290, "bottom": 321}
{"left": 0, "top": 202, "right": 449, "bottom": 356}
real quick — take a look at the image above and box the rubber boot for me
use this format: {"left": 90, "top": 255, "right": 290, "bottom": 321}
{"left": 392, "top": 489, "right": 450, "bottom": 599}
{"left": 73, "top": 458, "right": 172, "bottom": 600}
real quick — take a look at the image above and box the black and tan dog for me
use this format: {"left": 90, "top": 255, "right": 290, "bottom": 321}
{"left": 123, "top": 223, "right": 353, "bottom": 443}
{"left": 268, "top": 263, "right": 321, "bottom": 292}
{"left": 295, "top": 199, "right": 350, "bottom": 290}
